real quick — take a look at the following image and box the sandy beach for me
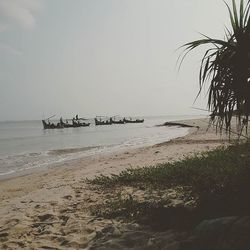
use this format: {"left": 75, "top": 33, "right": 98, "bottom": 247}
{"left": 0, "top": 118, "right": 233, "bottom": 249}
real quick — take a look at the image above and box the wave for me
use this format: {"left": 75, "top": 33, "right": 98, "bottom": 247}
{"left": 48, "top": 146, "right": 101, "bottom": 155}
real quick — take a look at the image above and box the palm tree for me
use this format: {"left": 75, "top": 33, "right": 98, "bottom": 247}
{"left": 181, "top": 0, "right": 250, "bottom": 135}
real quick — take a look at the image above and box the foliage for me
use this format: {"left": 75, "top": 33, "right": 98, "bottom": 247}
{"left": 89, "top": 141, "right": 250, "bottom": 215}
{"left": 91, "top": 192, "right": 170, "bottom": 221}
{"left": 180, "top": 0, "right": 250, "bottom": 134}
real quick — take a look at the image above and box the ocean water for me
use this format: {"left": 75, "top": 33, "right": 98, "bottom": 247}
{"left": 0, "top": 115, "right": 201, "bottom": 178}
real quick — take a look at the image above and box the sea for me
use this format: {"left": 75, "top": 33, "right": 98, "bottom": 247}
{"left": 0, "top": 115, "right": 202, "bottom": 179}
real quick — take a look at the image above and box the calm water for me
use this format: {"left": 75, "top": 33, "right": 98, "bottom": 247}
{"left": 0, "top": 115, "right": 201, "bottom": 178}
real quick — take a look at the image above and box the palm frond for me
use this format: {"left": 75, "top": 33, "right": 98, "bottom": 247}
{"left": 240, "top": 0, "right": 244, "bottom": 28}
{"left": 180, "top": 0, "right": 250, "bottom": 135}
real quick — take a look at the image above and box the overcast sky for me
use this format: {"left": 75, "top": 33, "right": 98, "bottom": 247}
{"left": 0, "top": 0, "right": 233, "bottom": 121}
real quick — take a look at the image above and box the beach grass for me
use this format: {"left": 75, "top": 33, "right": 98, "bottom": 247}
{"left": 89, "top": 141, "right": 250, "bottom": 223}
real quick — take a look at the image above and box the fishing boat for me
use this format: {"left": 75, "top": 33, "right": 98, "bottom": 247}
{"left": 123, "top": 117, "right": 144, "bottom": 123}
{"left": 110, "top": 116, "right": 125, "bottom": 124}
{"left": 42, "top": 115, "right": 90, "bottom": 129}
{"left": 61, "top": 118, "right": 90, "bottom": 128}
{"left": 72, "top": 120, "right": 90, "bottom": 127}
{"left": 95, "top": 117, "right": 112, "bottom": 125}
{"left": 42, "top": 119, "right": 64, "bottom": 129}
{"left": 60, "top": 120, "right": 90, "bottom": 128}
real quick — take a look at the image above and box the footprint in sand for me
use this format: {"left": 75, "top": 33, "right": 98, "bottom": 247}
{"left": 38, "top": 213, "right": 55, "bottom": 222}
{"left": 0, "top": 232, "right": 9, "bottom": 238}
{"left": 58, "top": 215, "right": 70, "bottom": 226}
{"left": 75, "top": 193, "right": 81, "bottom": 198}
{"left": 62, "top": 195, "right": 73, "bottom": 200}
{"left": 0, "top": 218, "right": 20, "bottom": 232}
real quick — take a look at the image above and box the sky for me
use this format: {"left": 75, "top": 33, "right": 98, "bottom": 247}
{"left": 0, "top": 0, "right": 234, "bottom": 121}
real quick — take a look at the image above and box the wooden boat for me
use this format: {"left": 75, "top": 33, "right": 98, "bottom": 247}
{"left": 61, "top": 120, "right": 90, "bottom": 128}
{"left": 42, "top": 115, "right": 90, "bottom": 129}
{"left": 72, "top": 120, "right": 90, "bottom": 127}
{"left": 60, "top": 121, "right": 73, "bottom": 128}
{"left": 95, "top": 117, "right": 112, "bottom": 125}
{"left": 123, "top": 117, "right": 144, "bottom": 123}
{"left": 60, "top": 117, "right": 90, "bottom": 128}
{"left": 110, "top": 117, "right": 125, "bottom": 124}
{"left": 42, "top": 120, "right": 64, "bottom": 129}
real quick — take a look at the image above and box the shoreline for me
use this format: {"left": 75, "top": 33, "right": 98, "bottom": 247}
{"left": 0, "top": 118, "right": 231, "bottom": 249}
{"left": 0, "top": 121, "right": 192, "bottom": 181}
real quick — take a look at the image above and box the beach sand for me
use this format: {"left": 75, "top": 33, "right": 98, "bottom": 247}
{"left": 0, "top": 118, "right": 235, "bottom": 249}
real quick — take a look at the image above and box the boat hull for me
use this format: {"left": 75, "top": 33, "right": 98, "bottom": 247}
{"left": 123, "top": 119, "right": 144, "bottom": 123}
{"left": 42, "top": 120, "right": 63, "bottom": 129}
{"left": 94, "top": 118, "right": 112, "bottom": 125}
{"left": 42, "top": 120, "right": 90, "bottom": 129}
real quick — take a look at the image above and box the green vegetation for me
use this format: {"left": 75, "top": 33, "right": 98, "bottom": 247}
{"left": 89, "top": 141, "right": 250, "bottom": 224}
{"left": 181, "top": 0, "right": 250, "bottom": 133}
{"left": 92, "top": 192, "right": 169, "bottom": 220}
